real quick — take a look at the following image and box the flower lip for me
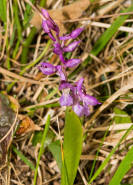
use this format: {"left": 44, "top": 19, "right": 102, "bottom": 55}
{"left": 59, "top": 90, "right": 73, "bottom": 106}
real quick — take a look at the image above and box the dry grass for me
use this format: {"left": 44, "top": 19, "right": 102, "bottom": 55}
{"left": 0, "top": 0, "right": 133, "bottom": 184}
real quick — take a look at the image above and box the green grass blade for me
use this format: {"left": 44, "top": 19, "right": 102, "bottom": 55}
{"left": 21, "top": 27, "right": 37, "bottom": 64}
{"left": 61, "top": 109, "right": 83, "bottom": 185}
{"left": 88, "top": 124, "right": 133, "bottom": 184}
{"left": 109, "top": 146, "right": 133, "bottom": 185}
{"left": 13, "top": 0, "right": 22, "bottom": 41}
{"left": 0, "top": 0, "right": 6, "bottom": 22}
{"left": 23, "top": 0, "right": 35, "bottom": 28}
{"left": 33, "top": 115, "right": 50, "bottom": 185}
{"left": 12, "top": 145, "right": 35, "bottom": 171}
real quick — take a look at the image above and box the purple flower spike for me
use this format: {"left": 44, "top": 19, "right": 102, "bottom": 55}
{"left": 65, "top": 58, "right": 81, "bottom": 68}
{"left": 60, "top": 27, "right": 84, "bottom": 40}
{"left": 39, "top": 62, "right": 57, "bottom": 75}
{"left": 63, "top": 41, "right": 80, "bottom": 52}
{"left": 40, "top": 10, "right": 101, "bottom": 117}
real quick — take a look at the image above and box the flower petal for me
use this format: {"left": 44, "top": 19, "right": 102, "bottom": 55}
{"left": 72, "top": 103, "right": 85, "bottom": 117}
{"left": 59, "top": 34, "right": 71, "bottom": 41}
{"left": 42, "top": 9, "right": 50, "bottom": 19}
{"left": 48, "top": 32, "right": 56, "bottom": 41}
{"left": 59, "top": 54, "right": 66, "bottom": 64}
{"left": 56, "top": 65, "right": 67, "bottom": 81}
{"left": 41, "top": 9, "right": 59, "bottom": 35}
{"left": 83, "top": 94, "right": 101, "bottom": 106}
{"left": 76, "top": 78, "right": 100, "bottom": 106}
{"left": 42, "top": 20, "right": 50, "bottom": 33}
{"left": 39, "top": 62, "right": 57, "bottom": 75}
{"left": 59, "top": 81, "right": 73, "bottom": 91}
{"left": 60, "top": 92, "right": 73, "bottom": 106}
{"left": 63, "top": 41, "right": 80, "bottom": 52}
{"left": 53, "top": 42, "right": 62, "bottom": 55}
{"left": 70, "top": 27, "right": 84, "bottom": 39}
{"left": 65, "top": 58, "right": 81, "bottom": 68}
{"left": 60, "top": 27, "right": 84, "bottom": 40}
{"left": 83, "top": 105, "right": 90, "bottom": 116}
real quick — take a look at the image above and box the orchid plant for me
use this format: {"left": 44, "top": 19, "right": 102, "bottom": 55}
{"left": 39, "top": 9, "right": 100, "bottom": 117}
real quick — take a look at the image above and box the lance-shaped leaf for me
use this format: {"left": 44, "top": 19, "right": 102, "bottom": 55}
{"left": 61, "top": 109, "right": 83, "bottom": 185}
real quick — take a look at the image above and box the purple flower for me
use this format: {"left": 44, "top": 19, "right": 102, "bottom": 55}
{"left": 39, "top": 9, "right": 101, "bottom": 117}
{"left": 63, "top": 41, "right": 80, "bottom": 52}
{"left": 60, "top": 90, "right": 73, "bottom": 106}
{"left": 59, "top": 79, "right": 100, "bottom": 117}
{"left": 41, "top": 9, "right": 59, "bottom": 41}
{"left": 65, "top": 58, "right": 81, "bottom": 68}
{"left": 59, "top": 27, "right": 84, "bottom": 40}
{"left": 77, "top": 78, "right": 101, "bottom": 106}
{"left": 39, "top": 62, "right": 57, "bottom": 75}
{"left": 56, "top": 65, "right": 67, "bottom": 81}
{"left": 72, "top": 103, "right": 90, "bottom": 117}
{"left": 59, "top": 81, "right": 74, "bottom": 106}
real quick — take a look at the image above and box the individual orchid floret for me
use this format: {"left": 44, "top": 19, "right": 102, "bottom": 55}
{"left": 60, "top": 90, "right": 73, "bottom": 106}
{"left": 65, "top": 58, "right": 81, "bottom": 68}
{"left": 39, "top": 62, "right": 57, "bottom": 75}
{"left": 63, "top": 41, "right": 80, "bottom": 52}
{"left": 77, "top": 78, "right": 101, "bottom": 106}
{"left": 42, "top": 9, "right": 59, "bottom": 41}
{"left": 59, "top": 81, "right": 75, "bottom": 106}
{"left": 59, "top": 27, "right": 84, "bottom": 41}
{"left": 53, "top": 42, "right": 63, "bottom": 55}
{"left": 59, "top": 79, "right": 100, "bottom": 117}
{"left": 72, "top": 103, "right": 90, "bottom": 117}
{"left": 56, "top": 65, "right": 67, "bottom": 81}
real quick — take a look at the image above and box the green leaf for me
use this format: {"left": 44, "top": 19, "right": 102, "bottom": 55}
{"left": 48, "top": 140, "right": 62, "bottom": 171}
{"left": 61, "top": 109, "right": 83, "bottom": 185}
{"left": 109, "top": 146, "right": 133, "bottom": 185}
{"left": 114, "top": 107, "right": 132, "bottom": 124}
